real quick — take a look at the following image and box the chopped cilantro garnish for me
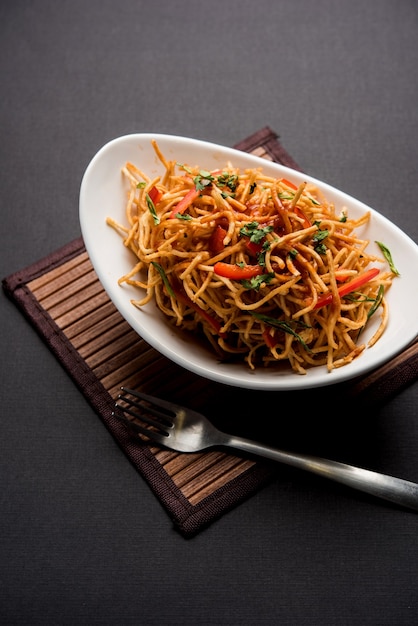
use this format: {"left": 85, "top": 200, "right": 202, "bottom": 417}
{"left": 312, "top": 227, "right": 329, "bottom": 254}
{"left": 312, "top": 228, "right": 329, "bottom": 242}
{"left": 256, "top": 240, "right": 270, "bottom": 267}
{"left": 251, "top": 312, "right": 311, "bottom": 351}
{"left": 375, "top": 241, "right": 400, "bottom": 275}
{"left": 216, "top": 172, "right": 238, "bottom": 192}
{"left": 151, "top": 262, "right": 174, "bottom": 297}
{"left": 309, "top": 197, "right": 321, "bottom": 206}
{"left": 194, "top": 171, "right": 214, "bottom": 191}
{"left": 240, "top": 221, "right": 274, "bottom": 244}
{"left": 315, "top": 243, "right": 327, "bottom": 255}
{"left": 355, "top": 284, "right": 385, "bottom": 339}
{"left": 366, "top": 284, "right": 385, "bottom": 320}
{"left": 145, "top": 193, "right": 160, "bottom": 225}
{"left": 241, "top": 273, "right": 275, "bottom": 291}
{"left": 177, "top": 164, "right": 239, "bottom": 196}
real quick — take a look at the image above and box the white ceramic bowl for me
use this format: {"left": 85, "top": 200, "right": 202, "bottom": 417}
{"left": 79, "top": 133, "right": 418, "bottom": 390}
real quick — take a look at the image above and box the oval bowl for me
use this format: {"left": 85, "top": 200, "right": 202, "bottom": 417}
{"left": 79, "top": 133, "right": 418, "bottom": 390}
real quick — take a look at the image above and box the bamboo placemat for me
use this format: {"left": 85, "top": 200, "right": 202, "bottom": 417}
{"left": 3, "top": 127, "right": 418, "bottom": 537}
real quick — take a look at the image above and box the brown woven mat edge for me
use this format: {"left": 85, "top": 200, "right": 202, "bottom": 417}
{"left": 234, "top": 126, "right": 304, "bottom": 171}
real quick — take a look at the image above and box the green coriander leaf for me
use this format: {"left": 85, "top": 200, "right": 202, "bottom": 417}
{"left": 240, "top": 220, "right": 259, "bottom": 235}
{"left": 314, "top": 243, "right": 327, "bottom": 255}
{"left": 146, "top": 193, "right": 160, "bottom": 225}
{"left": 241, "top": 273, "right": 274, "bottom": 291}
{"left": 366, "top": 284, "right": 385, "bottom": 320}
{"left": 312, "top": 228, "right": 329, "bottom": 254}
{"left": 220, "top": 191, "right": 236, "bottom": 199}
{"left": 177, "top": 163, "right": 193, "bottom": 174}
{"left": 309, "top": 197, "right": 320, "bottom": 206}
{"left": 257, "top": 240, "right": 271, "bottom": 267}
{"left": 250, "top": 312, "right": 311, "bottom": 351}
{"left": 136, "top": 182, "right": 146, "bottom": 189}
{"left": 194, "top": 174, "right": 213, "bottom": 191}
{"left": 217, "top": 172, "right": 239, "bottom": 192}
{"left": 312, "top": 228, "right": 329, "bottom": 242}
{"left": 151, "top": 262, "right": 175, "bottom": 298}
{"left": 346, "top": 293, "right": 375, "bottom": 303}
{"left": 240, "top": 222, "right": 274, "bottom": 244}
{"left": 356, "top": 285, "right": 385, "bottom": 339}
{"left": 375, "top": 241, "right": 400, "bottom": 275}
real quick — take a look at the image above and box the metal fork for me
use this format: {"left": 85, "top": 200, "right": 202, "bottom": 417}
{"left": 113, "top": 387, "right": 418, "bottom": 511}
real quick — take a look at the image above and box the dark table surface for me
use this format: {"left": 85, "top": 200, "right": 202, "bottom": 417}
{"left": 1, "top": 1, "right": 417, "bottom": 624}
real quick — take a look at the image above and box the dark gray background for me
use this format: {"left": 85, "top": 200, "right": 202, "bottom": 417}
{"left": 1, "top": 1, "right": 417, "bottom": 624}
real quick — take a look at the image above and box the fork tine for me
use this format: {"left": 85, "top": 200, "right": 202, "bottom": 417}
{"left": 114, "top": 401, "right": 169, "bottom": 433}
{"left": 112, "top": 408, "right": 168, "bottom": 444}
{"left": 116, "top": 394, "right": 172, "bottom": 430}
{"left": 114, "top": 387, "right": 176, "bottom": 441}
{"left": 120, "top": 387, "right": 179, "bottom": 415}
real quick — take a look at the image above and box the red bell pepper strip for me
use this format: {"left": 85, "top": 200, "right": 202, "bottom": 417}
{"left": 314, "top": 267, "right": 380, "bottom": 309}
{"left": 171, "top": 284, "right": 226, "bottom": 338}
{"left": 335, "top": 271, "right": 355, "bottom": 282}
{"left": 281, "top": 178, "right": 298, "bottom": 190}
{"left": 214, "top": 262, "right": 265, "bottom": 280}
{"left": 169, "top": 188, "right": 200, "bottom": 218}
{"left": 148, "top": 185, "right": 162, "bottom": 205}
{"left": 209, "top": 225, "right": 228, "bottom": 255}
{"left": 262, "top": 328, "right": 279, "bottom": 349}
{"left": 294, "top": 206, "right": 311, "bottom": 229}
{"left": 244, "top": 239, "right": 263, "bottom": 257}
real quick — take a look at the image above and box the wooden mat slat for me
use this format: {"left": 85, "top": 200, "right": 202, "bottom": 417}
{"left": 86, "top": 335, "right": 148, "bottom": 375}
{"left": 64, "top": 302, "right": 122, "bottom": 342}
{"left": 97, "top": 351, "right": 166, "bottom": 393}
{"left": 29, "top": 257, "right": 95, "bottom": 307}
{"left": 170, "top": 452, "right": 247, "bottom": 487}
{"left": 185, "top": 458, "right": 256, "bottom": 505}
{"left": 153, "top": 448, "right": 179, "bottom": 464}
{"left": 27, "top": 251, "right": 92, "bottom": 292}
{"left": 77, "top": 319, "right": 132, "bottom": 360}
{"left": 105, "top": 356, "right": 171, "bottom": 399}
{"left": 102, "top": 354, "right": 182, "bottom": 398}
{"left": 251, "top": 146, "right": 273, "bottom": 160}
{"left": 46, "top": 280, "right": 105, "bottom": 321}
{"left": 155, "top": 448, "right": 255, "bottom": 504}
{"left": 56, "top": 291, "right": 112, "bottom": 330}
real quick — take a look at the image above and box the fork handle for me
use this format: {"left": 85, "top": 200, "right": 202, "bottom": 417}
{"left": 224, "top": 435, "right": 418, "bottom": 511}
